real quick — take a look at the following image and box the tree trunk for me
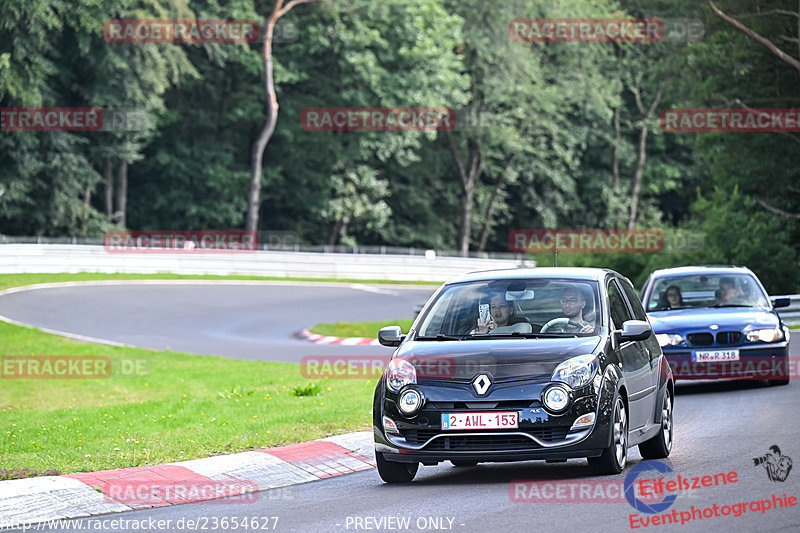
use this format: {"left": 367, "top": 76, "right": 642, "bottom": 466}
{"left": 104, "top": 158, "right": 113, "bottom": 218}
{"left": 245, "top": 0, "right": 321, "bottom": 233}
{"left": 116, "top": 160, "right": 128, "bottom": 228}
{"left": 447, "top": 131, "right": 483, "bottom": 257}
{"left": 708, "top": 1, "right": 800, "bottom": 72}
{"left": 328, "top": 218, "right": 344, "bottom": 245}
{"left": 477, "top": 155, "right": 516, "bottom": 252}
{"left": 628, "top": 124, "right": 649, "bottom": 230}
{"left": 628, "top": 87, "right": 662, "bottom": 229}
{"left": 477, "top": 177, "right": 504, "bottom": 253}
{"left": 459, "top": 185, "right": 474, "bottom": 256}
{"left": 82, "top": 185, "right": 91, "bottom": 234}
{"left": 612, "top": 104, "right": 621, "bottom": 191}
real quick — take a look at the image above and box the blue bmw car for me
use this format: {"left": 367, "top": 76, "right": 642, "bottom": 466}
{"left": 640, "top": 266, "right": 791, "bottom": 385}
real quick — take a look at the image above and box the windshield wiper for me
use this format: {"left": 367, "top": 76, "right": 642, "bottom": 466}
{"left": 711, "top": 304, "right": 756, "bottom": 308}
{"left": 416, "top": 334, "right": 466, "bottom": 341}
{"left": 466, "top": 332, "right": 576, "bottom": 339}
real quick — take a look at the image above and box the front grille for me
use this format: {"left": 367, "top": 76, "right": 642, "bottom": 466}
{"left": 716, "top": 331, "right": 742, "bottom": 345}
{"left": 400, "top": 427, "right": 571, "bottom": 448}
{"left": 402, "top": 429, "right": 439, "bottom": 445}
{"left": 423, "top": 434, "right": 534, "bottom": 451}
{"left": 530, "top": 427, "right": 570, "bottom": 442}
{"left": 428, "top": 400, "right": 535, "bottom": 410}
{"left": 687, "top": 333, "right": 714, "bottom": 346}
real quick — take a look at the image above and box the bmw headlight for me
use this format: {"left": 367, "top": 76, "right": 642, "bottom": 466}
{"left": 746, "top": 328, "right": 784, "bottom": 343}
{"left": 385, "top": 358, "right": 416, "bottom": 392}
{"left": 551, "top": 355, "right": 599, "bottom": 389}
{"left": 656, "top": 333, "right": 685, "bottom": 347}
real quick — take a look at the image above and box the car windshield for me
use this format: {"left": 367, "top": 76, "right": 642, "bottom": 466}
{"left": 416, "top": 278, "right": 601, "bottom": 339}
{"left": 646, "top": 273, "right": 769, "bottom": 311}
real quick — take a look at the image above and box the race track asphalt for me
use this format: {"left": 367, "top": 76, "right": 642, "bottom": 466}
{"left": 1, "top": 281, "right": 798, "bottom": 532}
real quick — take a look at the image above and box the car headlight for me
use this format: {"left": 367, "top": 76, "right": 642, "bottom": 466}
{"left": 397, "top": 388, "right": 424, "bottom": 416}
{"left": 385, "top": 358, "right": 416, "bottom": 392}
{"left": 543, "top": 386, "right": 570, "bottom": 412}
{"left": 656, "top": 333, "right": 685, "bottom": 347}
{"left": 746, "top": 328, "right": 784, "bottom": 343}
{"left": 551, "top": 355, "right": 598, "bottom": 389}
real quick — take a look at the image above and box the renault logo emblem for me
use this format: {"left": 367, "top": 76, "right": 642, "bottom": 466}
{"left": 472, "top": 373, "right": 492, "bottom": 395}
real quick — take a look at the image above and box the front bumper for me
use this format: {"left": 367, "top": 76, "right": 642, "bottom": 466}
{"left": 662, "top": 341, "right": 790, "bottom": 380}
{"left": 375, "top": 377, "right": 616, "bottom": 464}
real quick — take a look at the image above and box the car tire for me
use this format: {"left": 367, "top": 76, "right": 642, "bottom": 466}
{"left": 639, "top": 388, "right": 673, "bottom": 459}
{"left": 450, "top": 460, "right": 478, "bottom": 467}
{"left": 588, "top": 396, "right": 627, "bottom": 475}
{"left": 376, "top": 452, "right": 418, "bottom": 483}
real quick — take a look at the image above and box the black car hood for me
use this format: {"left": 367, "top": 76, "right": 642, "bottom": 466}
{"left": 394, "top": 336, "right": 602, "bottom": 382}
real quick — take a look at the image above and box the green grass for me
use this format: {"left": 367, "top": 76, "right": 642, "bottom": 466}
{"left": 0, "top": 273, "right": 398, "bottom": 477}
{"left": 309, "top": 320, "right": 415, "bottom": 338}
{"left": 0, "top": 321, "right": 378, "bottom": 476}
{"left": 789, "top": 325, "right": 800, "bottom": 329}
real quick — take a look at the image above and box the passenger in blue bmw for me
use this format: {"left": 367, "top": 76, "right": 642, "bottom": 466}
{"left": 373, "top": 268, "right": 674, "bottom": 483}
{"left": 640, "top": 266, "right": 791, "bottom": 385}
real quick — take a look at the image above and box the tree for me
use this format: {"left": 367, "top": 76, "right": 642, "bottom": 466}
{"left": 245, "top": 0, "right": 323, "bottom": 234}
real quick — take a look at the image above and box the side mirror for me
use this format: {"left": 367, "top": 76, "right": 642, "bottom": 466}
{"left": 378, "top": 326, "right": 405, "bottom": 347}
{"left": 617, "top": 320, "right": 652, "bottom": 342}
{"left": 772, "top": 297, "right": 791, "bottom": 309}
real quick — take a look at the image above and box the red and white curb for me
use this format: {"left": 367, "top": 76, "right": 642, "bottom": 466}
{"left": 298, "top": 328, "right": 381, "bottom": 346}
{"left": 0, "top": 431, "right": 374, "bottom": 529}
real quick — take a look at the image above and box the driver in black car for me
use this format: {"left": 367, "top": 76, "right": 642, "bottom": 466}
{"left": 554, "top": 286, "right": 594, "bottom": 333}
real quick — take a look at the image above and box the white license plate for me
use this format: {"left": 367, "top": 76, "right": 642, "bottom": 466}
{"left": 441, "top": 411, "right": 518, "bottom": 430}
{"left": 691, "top": 349, "right": 740, "bottom": 362}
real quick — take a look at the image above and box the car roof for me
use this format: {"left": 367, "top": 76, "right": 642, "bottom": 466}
{"left": 445, "top": 267, "right": 615, "bottom": 285}
{"left": 649, "top": 265, "right": 754, "bottom": 278}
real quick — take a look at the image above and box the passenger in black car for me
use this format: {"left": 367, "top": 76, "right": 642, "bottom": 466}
{"left": 474, "top": 292, "right": 532, "bottom": 334}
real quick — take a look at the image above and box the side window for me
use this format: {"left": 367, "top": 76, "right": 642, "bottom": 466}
{"left": 619, "top": 277, "right": 661, "bottom": 357}
{"left": 607, "top": 280, "right": 633, "bottom": 330}
{"left": 619, "top": 278, "right": 648, "bottom": 322}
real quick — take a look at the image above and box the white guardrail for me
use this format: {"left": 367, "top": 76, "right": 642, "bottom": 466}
{"left": 776, "top": 294, "right": 800, "bottom": 326}
{"left": 0, "top": 244, "right": 528, "bottom": 282}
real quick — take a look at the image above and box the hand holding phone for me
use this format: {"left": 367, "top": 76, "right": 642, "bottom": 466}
{"left": 476, "top": 303, "right": 492, "bottom": 333}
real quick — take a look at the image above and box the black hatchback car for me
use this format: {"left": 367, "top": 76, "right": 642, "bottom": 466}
{"left": 373, "top": 268, "right": 674, "bottom": 482}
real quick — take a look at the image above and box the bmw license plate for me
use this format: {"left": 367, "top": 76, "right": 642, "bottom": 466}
{"left": 691, "top": 349, "right": 739, "bottom": 362}
{"left": 441, "top": 412, "right": 518, "bottom": 430}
